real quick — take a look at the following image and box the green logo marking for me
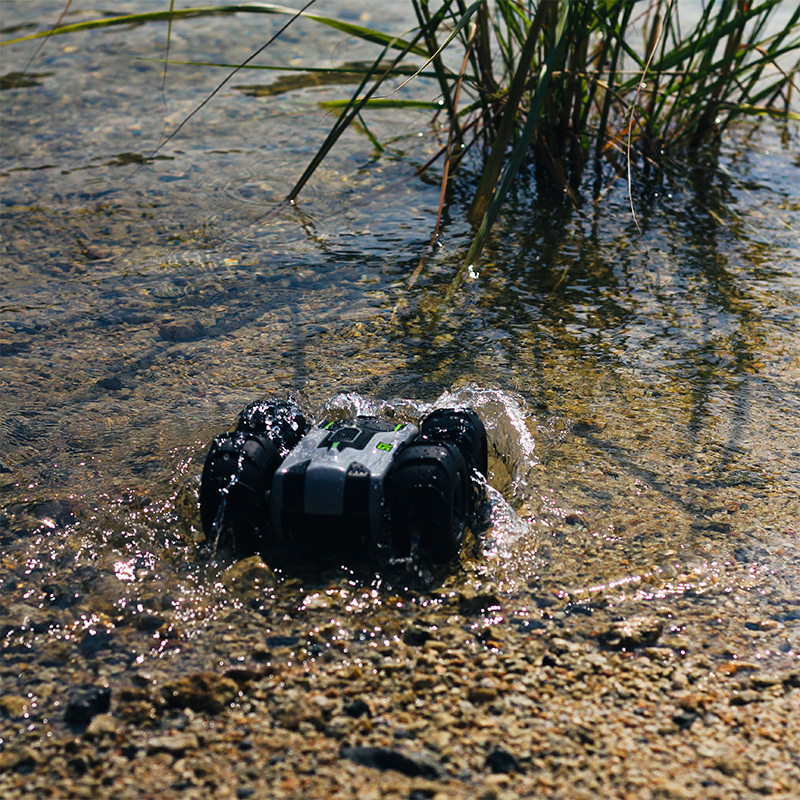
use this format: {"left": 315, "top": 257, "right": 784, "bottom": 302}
{"left": 376, "top": 442, "right": 393, "bottom": 452}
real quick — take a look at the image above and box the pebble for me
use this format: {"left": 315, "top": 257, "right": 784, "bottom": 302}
{"left": 220, "top": 556, "right": 276, "bottom": 596}
{"left": 157, "top": 318, "right": 205, "bottom": 342}
{"left": 146, "top": 732, "right": 200, "bottom": 755}
{"left": 0, "top": 695, "right": 29, "bottom": 719}
{"left": 598, "top": 616, "right": 664, "bottom": 650}
{"left": 486, "top": 747, "right": 521, "bottom": 774}
{"left": 84, "top": 713, "right": 119, "bottom": 739}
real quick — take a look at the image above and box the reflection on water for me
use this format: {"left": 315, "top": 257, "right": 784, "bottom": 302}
{"left": 1, "top": 0, "right": 799, "bottom": 739}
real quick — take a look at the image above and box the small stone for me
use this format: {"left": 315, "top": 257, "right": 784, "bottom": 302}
{"left": 160, "top": 672, "right": 239, "bottom": 714}
{"left": 468, "top": 679, "right": 498, "bottom": 704}
{"left": 486, "top": 747, "right": 520, "bottom": 774}
{"left": 677, "top": 692, "right": 708, "bottom": 712}
{"left": 412, "top": 674, "right": 437, "bottom": 691}
{"left": 783, "top": 669, "right": 800, "bottom": 688}
{"left": 672, "top": 709, "right": 698, "bottom": 730}
{"left": 0, "top": 695, "right": 30, "bottom": 719}
{"left": 146, "top": 732, "right": 200, "bottom": 755}
{"left": 276, "top": 700, "right": 325, "bottom": 731}
{"left": 83, "top": 244, "right": 115, "bottom": 260}
{"left": 95, "top": 376, "right": 123, "bottom": 391}
{"left": 343, "top": 699, "right": 371, "bottom": 718}
{"left": 598, "top": 616, "right": 663, "bottom": 650}
{"left": 158, "top": 318, "right": 204, "bottom": 342}
{"left": 0, "top": 746, "right": 39, "bottom": 772}
{"left": 729, "top": 690, "right": 761, "bottom": 706}
{"left": 84, "top": 713, "right": 119, "bottom": 739}
{"left": 221, "top": 556, "right": 276, "bottom": 596}
{"left": 457, "top": 587, "right": 502, "bottom": 615}
{"left": 748, "top": 672, "right": 783, "bottom": 689}
{"left": 745, "top": 618, "right": 777, "bottom": 632}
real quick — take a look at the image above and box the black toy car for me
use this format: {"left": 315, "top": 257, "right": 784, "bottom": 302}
{"left": 200, "top": 399, "right": 488, "bottom": 564}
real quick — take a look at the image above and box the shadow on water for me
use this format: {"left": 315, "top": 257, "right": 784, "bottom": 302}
{"left": 1, "top": 1, "right": 799, "bottom": 742}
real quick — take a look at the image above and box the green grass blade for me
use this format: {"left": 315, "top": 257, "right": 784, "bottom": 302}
{"left": 1, "top": 3, "right": 427, "bottom": 57}
{"left": 319, "top": 98, "right": 442, "bottom": 109}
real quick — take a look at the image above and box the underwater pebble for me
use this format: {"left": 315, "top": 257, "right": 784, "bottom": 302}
{"left": 0, "top": 695, "right": 30, "bottom": 719}
{"left": 64, "top": 685, "right": 111, "bottom": 725}
{"left": 160, "top": 672, "right": 239, "bottom": 714}
{"left": 220, "top": 555, "right": 276, "bottom": 596}
{"left": 157, "top": 318, "right": 205, "bottom": 342}
{"left": 84, "top": 713, "right": 119, "bottom": 739}
{"left": 598, "top": 616, "right": 664, "bottom": 650}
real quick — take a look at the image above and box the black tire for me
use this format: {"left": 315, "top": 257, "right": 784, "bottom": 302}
{"left": 199, "top": 431, "right": 282, "bottom": 556}
{"left": 387, "top": 442, "right": 468, "bottom": 564}
{"left": 419, "top": 408, "right": 488, "bottom": 512}
{"left": 236, "top": 399, "right": 307, "bottom": 457}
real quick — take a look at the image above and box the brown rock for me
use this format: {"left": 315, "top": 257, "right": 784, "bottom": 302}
{"left": 160, "top": 672, "right": 239, "bottom": 714}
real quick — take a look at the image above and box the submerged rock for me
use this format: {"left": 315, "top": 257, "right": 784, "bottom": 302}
{"left": 64, "top": 685, "right": 111, "bottom": 725}
{"left": 598, "top": 616, "right": 663, "bottom": 650}
{"left": 160, "top": 672, "right": 239, "bottom": 714}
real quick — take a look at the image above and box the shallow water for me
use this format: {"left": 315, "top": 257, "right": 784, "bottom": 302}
{"left": 1, "top": 1, "right": 799, "bottom": 738}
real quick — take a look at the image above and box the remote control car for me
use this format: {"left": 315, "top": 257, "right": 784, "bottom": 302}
{"left": 200, "top": 400, "right": 488, "bottom": 564}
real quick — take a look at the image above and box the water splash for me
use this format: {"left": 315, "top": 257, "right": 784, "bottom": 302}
{"left": 311, "top": 385, "right": 539, "bottom": 569}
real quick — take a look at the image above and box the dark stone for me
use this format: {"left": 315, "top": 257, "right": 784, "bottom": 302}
{"left": 80, "top": 627, "right": 114, "bottom": 656}
{"left": 565, "top": 602, "right": 596, "bottom": 616}
{"left": 64, "top": 685, "right": 111, "bottom": 725}
{"left": 158, "top": 319, "right": 204, "bottom": 342}
{"left": 32, "top": 499, "right": 77, "bottom": 527}
{"left": 67, "top": 754, "right": 89, "bottom": 775}
{"left": 343, "top": 699, "right": 371, "bottom": 718}
{"left": 672, "top": 709, "right": 698, "bottom": 730}
{"left": 457, "top": 587, "right": 501, "bottom": 615}
{"left": 95, "top": 376, "right": 123, "bottom": 391}
{"left": 516, "top": 619, "right": 545, "bottom": 633}
{"left": 486, "top": 747, "right": 521, "bottom": 774}
{"left": 265, "top": 636, "right": 299, "bottom": 648}
{"left": 340, "top": 745, "right": 443, "bottom": 779}
{"left": 403, "top": 626, "right": 432, "bottom": 646}
{"left": 541, "top": 652, "right": 559, "bottom": 667}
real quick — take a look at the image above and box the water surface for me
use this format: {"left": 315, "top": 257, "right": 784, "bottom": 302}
{"left": 2, "top": 0, "right": 799, "bottom": 737}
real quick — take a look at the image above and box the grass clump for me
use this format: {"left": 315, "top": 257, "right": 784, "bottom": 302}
{"left": 4, "top": 1, "right": 799, "bottom": 273}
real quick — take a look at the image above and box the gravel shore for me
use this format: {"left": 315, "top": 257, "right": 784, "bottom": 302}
{"left": 3, "top": 555, "right": 799, "bottom": 800}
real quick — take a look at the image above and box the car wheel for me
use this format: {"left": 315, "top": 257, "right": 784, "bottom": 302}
{"left": 388, "top": 442, "right": 468, "bottom": 563}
